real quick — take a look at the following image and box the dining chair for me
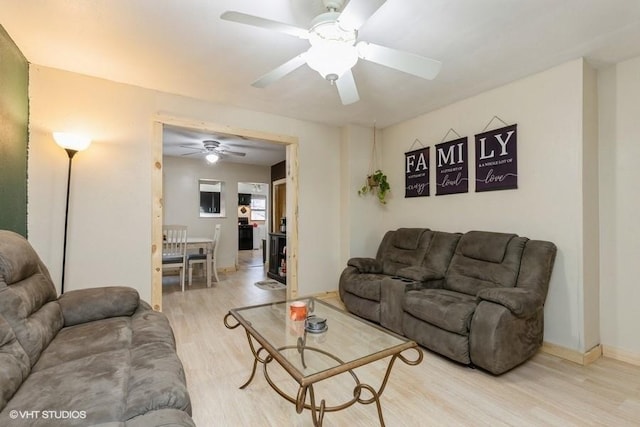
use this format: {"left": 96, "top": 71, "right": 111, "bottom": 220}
{"left": 188, "top": 223, "right": 221, "bottom": 286}
{"left": 162, "top": 225, "right": 188, "bottom": 292}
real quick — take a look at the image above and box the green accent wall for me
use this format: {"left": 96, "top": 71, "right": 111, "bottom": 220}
{"left": 0, "top": 24, "right": 29, "bottom": 236}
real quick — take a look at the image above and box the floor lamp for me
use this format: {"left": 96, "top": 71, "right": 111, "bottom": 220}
{"left": 53, "top": 132, "right": 91, "bottom": 294}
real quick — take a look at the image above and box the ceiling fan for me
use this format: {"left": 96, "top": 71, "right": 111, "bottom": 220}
{"left": 220, "top": 0, "right": 442, "bottom": 105}
{"left": 180, "top": 140, "right": 247, "bottom": 163}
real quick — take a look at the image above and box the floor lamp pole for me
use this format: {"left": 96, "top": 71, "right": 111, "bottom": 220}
{"left": 61, "top": 148, "right": 78, "bottom": 294}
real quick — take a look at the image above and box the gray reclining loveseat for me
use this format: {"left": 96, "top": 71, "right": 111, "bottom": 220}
{"left": 339, "top": 228, "right": 557, "bottom": 375}
{"left": 0, "top": 230, "right": 194, "bottom": 426}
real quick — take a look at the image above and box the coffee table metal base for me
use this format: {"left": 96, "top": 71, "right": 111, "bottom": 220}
{"left": 224, "top": 312, "right": 423, "bottom": 426}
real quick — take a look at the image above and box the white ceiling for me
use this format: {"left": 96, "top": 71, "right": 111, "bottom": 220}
{"left": 2, "top": 0, "right": 640, "bottom": 158}
{"left": 162, "top": 125, "right": 286, "bottom": 166}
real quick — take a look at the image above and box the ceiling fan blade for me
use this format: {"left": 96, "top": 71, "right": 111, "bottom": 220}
{"left": 220, "top": 11, "right": 309, "bottom": 39}
{"left": 219, "top": 149, "right": 247, "bottom": 157}
{"left": 357, "top": 41, "right": 442, "bottom": 80}
{"left": 337, "top": 0, "right": 387, "bottom": 31}
{"left": 336, "top": 70, "right": 360, "bottom": 105}
{"left": 252, "top": 54, "right": 307, "bottom": 88}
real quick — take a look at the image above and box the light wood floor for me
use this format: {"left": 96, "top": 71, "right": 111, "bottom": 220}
{"left": 162, "top": 250, "right": 640, "bottom": 426}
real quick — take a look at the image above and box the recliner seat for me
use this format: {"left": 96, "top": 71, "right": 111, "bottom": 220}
{"left": 340, "top": 228, "right": 557, "bottom": 375}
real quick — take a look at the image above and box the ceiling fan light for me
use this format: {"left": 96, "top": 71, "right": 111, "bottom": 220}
{"left": 205, "top": 153, "right": 220, "bottom": 163}
{"left": 305, "top": 42, "right": 358, "bottom": 81}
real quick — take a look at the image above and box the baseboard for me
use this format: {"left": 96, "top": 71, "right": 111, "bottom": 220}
{"left": 602, "top": 345, "right": 640, "bottom": 366}
{"left": 312, "top": 290, "right": 339, "bottom": 301}
{"left": 541, "top": 342, "right": 602, "bottom": 365}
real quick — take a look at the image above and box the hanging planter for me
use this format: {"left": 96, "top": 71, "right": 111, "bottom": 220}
{"left": 359, "top": 169, "right": 390, "bottom": 204}
{"left": 357, "top": 125, "right": 390, "bottom": 204}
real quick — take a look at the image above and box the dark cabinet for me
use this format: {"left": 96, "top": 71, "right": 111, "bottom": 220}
{"left": 238, "top": 226, "right": 253, "bottom": 250}
{"left": 267, "top": 233, "right": 286, "bottom": 285}
{"left": 200, "top": 191, "right": 221, "bottom": 214}
{"left": 238, "top": 193, "right": 251, "bottom": 206}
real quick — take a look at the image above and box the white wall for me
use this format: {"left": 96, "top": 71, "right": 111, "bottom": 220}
{"left": 598, "top": 56, "right": 640, "bottom": 360}
{"left": 339, "top": 124, "right": 385, "bottom": 266}
{"left": 378, "top": 59, "right": 593, "bottom": 352}
{"left": 163, "top": 156, "right": 270, "bottom": 270}
{"left": 28, "top": 65, "right": 342, "bottom": 301}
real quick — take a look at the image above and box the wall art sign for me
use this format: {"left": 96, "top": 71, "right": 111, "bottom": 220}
{"left": 475, "top": 124, "right": 518, "bottom": 192}
{"left": 405, "top": 147, "right": 430, "bottom": 197}
{"left": 435, "top": 137, "right": 468, "bottom": 196}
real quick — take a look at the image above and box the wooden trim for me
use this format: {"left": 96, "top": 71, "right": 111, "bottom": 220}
{"left": 603, "top": 345, "right": 640, "bottom": 366}
{"left": 151, "top": 114, "right": 299, "bottom": 309}
{"left": 153, "top": 114, "right": 297, "bottom": 144}
{"left": 285, "top": 143, "right": 298, "bottom": 301}
{"left": 313, "top": 291, "right": 340, "bottom": 301}
{"left": 584, "top": 344, "right": 604, "bottom": 365}
{"left": 544, "top": 341, "right": 640, "bottom": 367}
{"left": 541, "top": 342, "right": 602, "bottom": 365}
{"left": 151, "top": 121, "right": 163, "bottom": 311}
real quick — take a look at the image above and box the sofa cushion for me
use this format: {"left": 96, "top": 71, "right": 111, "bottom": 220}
{"left": 382, "top": 229, "right": 431, "bottom": 275}
{"left": 0, "top": 231, "right": 63, "bottom": 369}
{"left": 1, "top": 348, "right": 131, "bottom": 426}
{"left": 59, "top": 286, "right": 140, "bottom": 327}
{"left": 421, "top": 231, "right": 462, "bottom": 275}
{"left": 0, "top": 231, "right": 46, "bottom": 285}
{"left": 395, "top": 266, "right": 442, "bottom": 282}
{"left": 404, "top": 289, "right": 478, "bottom": 335}
{"left": 125, "top": 408, "right": 196, "bottom": 427}
{"left": 459, "top": 231, "right": 516, "bottom": 263}
{"left": 347, "top": 257, "right": 382, "bottom": 274}
{"left": 403, "top": 312, "right": 471, "bottom": 364}
{"left": 32, "top": 316, "right": 134, "bottom": 372}
{"left": 2, "top": 304, "right": 191, "bottom": 425}
{"left": 445, "top": 232, "right": 527, "bottom": 296}
{"left": 391, "top": 228, "right": 426, "bottom": 250}
{"left": 342, "top": 273, "right": 383, "bottom": 302}
{"left": 341, "top": 292, "right": 380, "bottom": 323}
{"left": 0, "top": 315, "right": 31, "bottom": 411}
{"left": 125, "top": 341, "right": 191, "bottom": 419}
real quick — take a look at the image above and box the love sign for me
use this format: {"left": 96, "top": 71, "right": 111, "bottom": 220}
{"left": 474, "top": 124, "right": 518, "bottom": 192}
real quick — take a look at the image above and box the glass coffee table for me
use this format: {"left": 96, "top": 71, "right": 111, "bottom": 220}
{"left": 224, "top": 297, "right": 423, "bottom": 426}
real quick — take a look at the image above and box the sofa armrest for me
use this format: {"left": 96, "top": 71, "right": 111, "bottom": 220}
{"left": 395, "top": 266, "right": 442, "bottom": 282}
{"left": 347, "top": 257, "right": 382, "bottom": 274}
{"left": 476, "top": 287, "right": 544, "bottom": 318}
{"left": 59, "top": 286, "right": 141, "bottom": 326}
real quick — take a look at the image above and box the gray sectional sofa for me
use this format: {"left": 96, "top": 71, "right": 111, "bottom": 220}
{"left": 339, "top": 228, "right": 557, "bottom": 375}
{"left": 0, "top": 230, "right": 194, "bottom": 426}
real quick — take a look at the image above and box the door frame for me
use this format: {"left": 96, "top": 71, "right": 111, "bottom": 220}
{"left": 151, "top": 114, "right": 299, "bottom": 311}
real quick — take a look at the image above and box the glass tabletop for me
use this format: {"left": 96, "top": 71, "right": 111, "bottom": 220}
{"left": 229, "top": 298, "right": 414, "bottom": 382}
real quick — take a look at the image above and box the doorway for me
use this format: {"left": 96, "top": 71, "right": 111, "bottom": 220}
{"left": 151, "top": 115, "right": 299, "bottom": 311}
{"left": 237, "top": 181, "right": 269, "bottom": 267}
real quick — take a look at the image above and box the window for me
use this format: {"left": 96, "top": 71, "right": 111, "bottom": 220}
{"left": 250, "top": 195, "right": 267, "bottom": 221}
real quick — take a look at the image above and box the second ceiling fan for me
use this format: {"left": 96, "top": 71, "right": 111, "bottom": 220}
{"left": 221, "top": 0, "right": 442, "bottom": 105}
{"left": 181, "top": 140, "right": 246, "bottom": 163}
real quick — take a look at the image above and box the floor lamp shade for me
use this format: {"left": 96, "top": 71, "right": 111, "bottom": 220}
{"left": 54, "top": 132, "right": 91, "bottom": 294}
{"left": 53, "top": 132, "right": 92, "bottom": 152}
